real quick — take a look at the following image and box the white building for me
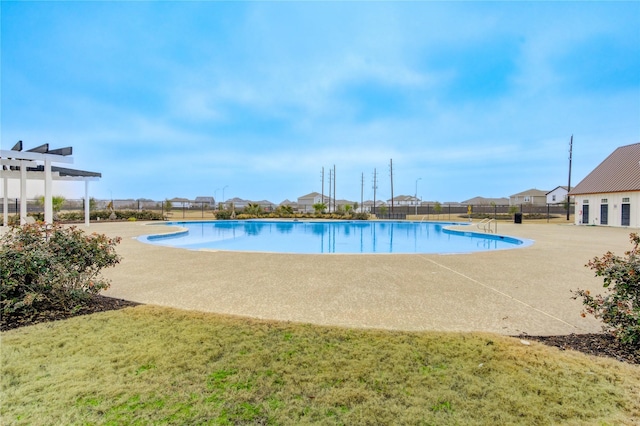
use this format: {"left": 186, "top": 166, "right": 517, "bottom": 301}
{"left": 388, "top": 195, "right": 419, "bottom": 206}
{"left": 297, "top": 192, "right": 331, "bottom": 212}
{"left": 569, "top": 142, "right": 640, "bottom": 227}
{"left": 546, "top": 186, "right": 570, "bottom": 205}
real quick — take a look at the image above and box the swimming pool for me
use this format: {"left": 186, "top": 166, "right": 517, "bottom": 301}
{"left": 140, "top": 220, "right": 531, "bottom": 254}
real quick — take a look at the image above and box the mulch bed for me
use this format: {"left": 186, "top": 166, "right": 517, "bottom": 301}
{"left": 0, "top": 295, "right": 140, "bottom": 332}
{"left": 2, "top": 296, "right": 638, "bottom": 365}
{"left": 519, "top": 333, "right": 639, "bottom": 365}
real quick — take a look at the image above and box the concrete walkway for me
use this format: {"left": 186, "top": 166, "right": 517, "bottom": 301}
{"left": 90, "top": 220, "right": 636, "bottom": 336}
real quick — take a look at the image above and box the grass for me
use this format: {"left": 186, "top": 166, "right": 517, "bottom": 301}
{"left": 2, "top": 305, "right": 639, "bottom": 425}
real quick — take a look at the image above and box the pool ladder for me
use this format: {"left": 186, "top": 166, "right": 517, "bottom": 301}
{"left": 477, "top": 218, "right": 497, "bottom": 234}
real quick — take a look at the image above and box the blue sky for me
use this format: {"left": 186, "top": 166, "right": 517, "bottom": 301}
{"left": 2, "top": 1, "right": 639, "bottom": 204}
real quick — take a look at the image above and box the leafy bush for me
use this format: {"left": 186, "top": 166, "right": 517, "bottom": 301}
{"left": 574, "top": 232, "right": 640, "bottom": 347}
{"left": 312, "top": 202, "right": 327, "bottom": 214}
{"left": 276, "top": 205, "right": 294, "bottom": 217}
{"left": 351, "top": 212, "right": 370, "bottom": 220}
{"left": 0, "top": 223, "right": 121, "bottom": 319}
{"left": 244, "top": 203, "right": 263, "bottom": 216}
{"left": 27, "top": 210, "right": 163, "bottom": 222}
{"left": 235, "top": 213, "right": 257, "bottom": 220}
{"left": 215, "top": 210, "right": 234, "bottom": 220}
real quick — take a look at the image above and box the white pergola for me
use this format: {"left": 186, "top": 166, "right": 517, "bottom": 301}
{"left": 1, "top": 141, "right": 101, "bottom": 227}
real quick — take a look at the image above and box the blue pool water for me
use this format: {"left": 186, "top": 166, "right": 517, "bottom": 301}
{"left": 139, "top": 220, "right": 531, "bottom": 254}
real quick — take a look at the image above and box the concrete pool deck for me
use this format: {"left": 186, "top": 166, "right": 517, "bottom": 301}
{"left": 88, "top": 220, "right": 636, "bottom": 336}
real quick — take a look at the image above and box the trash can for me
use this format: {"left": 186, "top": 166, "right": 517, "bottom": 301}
{"left": 514, "top": 212, "right": 522, "bottom": 224}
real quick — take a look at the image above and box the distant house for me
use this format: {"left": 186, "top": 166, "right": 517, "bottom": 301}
{"left": 362, "top": 199, "right": 386, "bottom": 212}
{"left": 569, "top": 142, "right": 640, "bottom": 227}
{"left": 194, "top": 196, "right": 215, "bottom": 207}
{"left": 509, "top": 189, "right": 548, "bottom": 206}
{"left": 225, "top": 197, "right": 249, "bottom": 210}
{"left": 279, "top": 199, "right": 299, "bottom": 210}
{"left": 388, "top": 195, "right": 419, "bottom": 206}
{"left": 253, "top": 199, "right": 276, "bottom": 212}
{"left": 168, "top": 197, "right": 191, "bottom": 208}
{"left": 335, "top": 199, "right": 355, "bottom": 209}
{"left": 461, "top": 196, "right": 509, "bottom": 206}
{"left": 297, "top": 192, "right": 331, "bottom": 212}
{"left": 546, "top": 186, "right": 570, "bottom": 205}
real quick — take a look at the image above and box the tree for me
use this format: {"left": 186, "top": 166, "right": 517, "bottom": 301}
{"left": 378, "top": 205, "right": 388, "bottom": 218}
{"left": 244, "top": 203, "right": 263, "bottom": 216}
{"left": 37, "top": 195, "right": 66, "bottom": 213}
{"left": 276, "top": 205, "right": 294, "bottom": 217}
{"left": 353, "top": 201, "right": 359, "bottom": 213}
{"left": 433, "top": 202, "right": 442, "bottom": 219}
{"left": 312, "top": 202, "right": 327, "bottom": 214}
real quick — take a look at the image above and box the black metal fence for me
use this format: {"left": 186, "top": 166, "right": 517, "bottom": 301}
{"left": 0, "top": 198, "right": 217, "bottom": 219}
{"left": 1, "top": 198, "right": 574, "bottom": 221}
{"left": 378, "top": 203, "right": 574, "bottom": 221}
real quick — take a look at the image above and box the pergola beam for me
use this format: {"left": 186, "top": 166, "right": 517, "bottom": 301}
{"left": 0, "top": 149, "right": 74, "bottom": 164}
{"left": 47, "top": 146, "right": 73, "bottom": 156}
{"left": 26, "top": 143, "right": 49, "bottom": 153}
{"left": 1, "top": 144, "right": 99, "bottom": 227}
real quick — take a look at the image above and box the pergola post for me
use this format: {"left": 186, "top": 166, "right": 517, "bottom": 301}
{"left": 84, "top": 181, "right": 90, "bottom": 226}
{"left": 3, "top": 177, "right": 8, "bottom": 226}
{"left": 44, "top": 159, "right": 53, "bottom": 224}
{"left": 20, "top": 161, "right": 27, "bottom": 225}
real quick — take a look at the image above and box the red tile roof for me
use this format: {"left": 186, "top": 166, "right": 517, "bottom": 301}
{"left": 570, "top": 142, "right": 640, "bottom": 195}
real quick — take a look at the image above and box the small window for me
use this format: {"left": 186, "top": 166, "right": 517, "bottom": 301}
{"left": 622, "top": 197, "right": 630, "bottom": 202}
{"left": 583, "top": 199, "right": 589, "bottom": 204}
{"left": 552, "top": 195, "right": 556, "bottom": 202}
{"left": 601, "top": 199, "right": 608, "bottom": 203}
{"left": 524, "top": 196, "right": 531, "bottom": 202}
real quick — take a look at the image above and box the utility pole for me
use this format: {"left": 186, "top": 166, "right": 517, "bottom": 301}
{"left": 333, "top": 164, "right": 336, "bottom": 213}
{"left": 566, "top": 135, "right": 573, "bottom": 221}
{"left": 328, "top": 168, "right": 333, "bottom": 213}
{"left": 372, "top": 168, "right": 378, "bottom": 215}
{"left": 415, "top": 177, "right": 422, "bottom": 216}
{"left": 361, "top": 172, "right": 364, "bottom": 213}
{"left": 389, "top": 159, "right": 394, "bottom": 214}
{"left": 321, "top": 167, "right": 325, "bottom": 207}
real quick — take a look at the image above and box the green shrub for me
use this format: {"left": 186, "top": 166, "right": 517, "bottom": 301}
{"left": 276, "top": 205, "right": 294, "bottom": 217}
{"left": 33, "top": 210, "right": 163, "bottom": 222}
{"left": 215, "top": 210, "right": 234, "bottom": 220}
{"left": 57, "top": 211, "right": 83, "bottom": 221}
{"left": 574, "top": 232, "right": 640, "bottom": 347}
{"left": 0, "top": 223, "right": 121, "bottom": 319}
{"left": 351, "top": 212, "right": 370, "bottom": 220}
{"left": 244, "top": 203, "right": 263, "bottom": 216}
{"left": 235, "top": 213, "right": 257, "bottom": 219}
{"left": 109, "top": 210, "right": 162, "bottom": 221}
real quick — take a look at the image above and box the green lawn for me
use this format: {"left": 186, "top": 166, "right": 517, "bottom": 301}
{"left": 2, "top": 305, "right": 639, "bottom": 425}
